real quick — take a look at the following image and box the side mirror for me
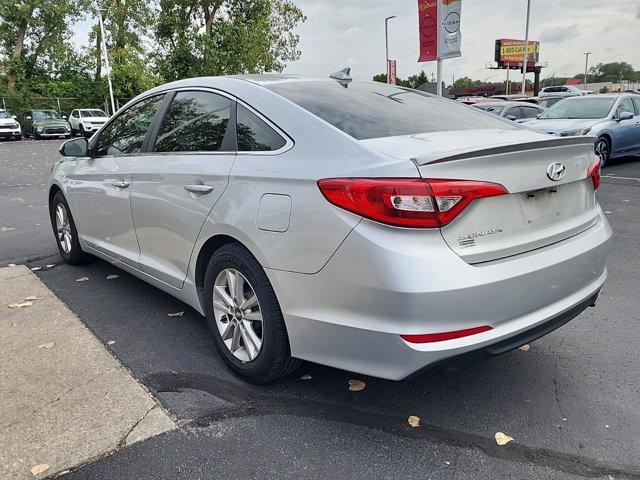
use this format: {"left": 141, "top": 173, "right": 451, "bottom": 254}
{"left": 617, "top": 111, "right": 634, "bottom": 122}
{"left": 12, "top": 115, "right": 17, "bottom": 119}
{"left": 505, "top": 115, "right": 517, "bottom": 121}
{"left": 535, "top": 114, "right": 542, "bottom": 119}
{"left": 59, "top": 137, "right": 88, "bottom": 157}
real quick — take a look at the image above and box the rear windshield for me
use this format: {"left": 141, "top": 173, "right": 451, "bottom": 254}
{"left": 266, "top": 81, "right": 517, "bottom": 140}
{"left": 473, "top": 104, "right": 506, "bottom": 114}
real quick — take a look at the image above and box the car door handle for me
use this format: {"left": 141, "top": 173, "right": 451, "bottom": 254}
{"left": 112, "top": 179, "right": 130, "bottom": 188}
{"left": 184, "top": 184, "right": 214, "bottom": 194}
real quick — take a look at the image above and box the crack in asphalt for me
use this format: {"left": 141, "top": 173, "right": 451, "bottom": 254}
{"left": 145, "top": 371, "right": 640, "bottom": 480}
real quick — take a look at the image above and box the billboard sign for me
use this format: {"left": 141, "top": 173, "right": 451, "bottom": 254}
{"left": 418, "top": 0, "right": 462, "bottom": 62}
{"left": 495, "top": 39, "right": 540, "bottom": 66}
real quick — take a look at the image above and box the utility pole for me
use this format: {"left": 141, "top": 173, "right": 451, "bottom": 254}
{"left": 521, "top": 0, "right": 531, "bottom": 95}
{"left": 385, "top": 16, "right": 396, "bottom": 83}
{"left": 583, "top": 52, "right": 591, "bottom": 85}
{"left": 95, "top": 0, "right": 116, "bottom": 116}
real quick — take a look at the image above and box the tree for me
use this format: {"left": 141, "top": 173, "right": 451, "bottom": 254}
{"left": 0, "top": 0, "right": 78, "bottom": 90}
{"left": 155, "top": 0, "right": 305, "bottom": 81}
{"left": 588, "top": 62, "right": 638, "bottom": 82}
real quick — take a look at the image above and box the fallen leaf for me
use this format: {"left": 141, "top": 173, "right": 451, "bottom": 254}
{"left": 167, "top": 311, "right": 184, "bottom": 317}
{"left": 408, "top": 415, "right": 420, "bottom": 428}
{"left": 107, "top": 340, "right": 115, "bottom": 345}
{"left": 46, "top": 264, "right": 55, "bottom": 268}
{"left": 300, "top": 374, "right": 312, "bottom": 380}
{"left": 519, "top": 344, "right": 530, "bottom": 351}
{"left": 11, "top": 197, "right": 24, "bottom": 202}
{"left": 30, "top": 464, "right": 50, "bottom": 475}
{"left": 23, "top": 295, "right": 38, "bottom": 301}
{"left": 106, "top": 274, "right": 119, "bottom": 280}
{"left": 30, "top": 267, "right": 41, "bottom": 271}
{"left": 348, "top": 379, "right": 366, "bottom": 392}
{"left": 8, "top": 301, "right": 33, "bottom": 309}
{"left": 495, "top": 432, "right": 514, "bottom": 446}
{"left": 38, "top": 341, "right": 56, "bottom": 349}
{"left": 76, "top": 277, "right": 89, "bottom": 282}
{"left": 605, "top": 211, "right": 612, "bottom": 214}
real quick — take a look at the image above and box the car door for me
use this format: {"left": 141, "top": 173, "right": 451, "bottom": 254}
{"left": 631, "top": 97, "right": 640, "bottom": 153}
{"left": 70, "top": 110, "right": 79, "bottom": 130}
{"left": 124, "top": 89, "right": 237, "bottom": 288}
{"left": 71, "top": 94, "right": 166, "bottom": 268}
{"left": 611, "top": 97, "right": 637, "bottom": 155}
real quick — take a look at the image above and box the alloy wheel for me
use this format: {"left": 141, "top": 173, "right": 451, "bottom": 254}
{"left": 595, "top": 139, "right": 609, "bottom": 166}
{"left": 55, "top": 203, "right": 72, "bottom": 254}
{"left": 212, "top": 268, "right": 263, "bottom": 362}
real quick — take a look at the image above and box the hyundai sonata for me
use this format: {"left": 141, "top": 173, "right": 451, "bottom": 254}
{"left": 49, "top": 74, "right": 611, "bottom": 383}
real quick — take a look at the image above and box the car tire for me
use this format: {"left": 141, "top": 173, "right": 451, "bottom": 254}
{"left": 34, "top": 132, "right": 41, "bottom": 140}
{"left": 49, "top": 190, "right": 92, "bottom": 265}
{"left": 203, "top": 243, "right": 301, "bottom": 383}
{"left": 595, "top": 136, "right": 611, "bottom": 167}
{"left": 15, "top": 135, "right": 21, "bottom": 141}
{"left": 79, "top": 125, "right": 86, "bottom": 137}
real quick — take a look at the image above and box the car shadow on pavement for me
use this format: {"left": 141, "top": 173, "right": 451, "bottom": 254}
{"left": 29, "top": 255, "right": 640, "bottom": 479}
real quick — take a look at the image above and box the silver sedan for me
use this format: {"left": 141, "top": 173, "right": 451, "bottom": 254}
{"left": 48, "top": 75, "right": 611, "bottom": 382}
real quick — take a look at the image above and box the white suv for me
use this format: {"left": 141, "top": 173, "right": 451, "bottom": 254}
{"left": 68, "top": 109, "right": 109, "bottom": 137}
{"left": 538, "top": 85, "right": 584, "bottom": 98}
{"left": 0, "top": 109, "right": 21, "bottom": 140}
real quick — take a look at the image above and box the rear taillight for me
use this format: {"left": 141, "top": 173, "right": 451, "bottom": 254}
{"left": 587, "top": 156, "right": 601, "bottom": 191}
{"left": 317, "top": 178, "right": 508, "bottom": 228}
{"left": 401, "top": 325, "right": 492, "bottom": 343}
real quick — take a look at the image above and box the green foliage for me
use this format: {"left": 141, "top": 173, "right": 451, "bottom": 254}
{"left": 372, "top": 70, "right": 431, "bottom": 89}
{"left": 0, "top": 0, "right": 305, "bottom": 113}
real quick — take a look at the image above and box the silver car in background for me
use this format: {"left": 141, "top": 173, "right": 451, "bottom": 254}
{"left": 521, "top": 94, "right": 640, "bottom": 165}
{"left": 472, "top": 101, "right": 545, "bottom": 122}
{"left": 48, "top": 75, "right": 611, "bottom": 383}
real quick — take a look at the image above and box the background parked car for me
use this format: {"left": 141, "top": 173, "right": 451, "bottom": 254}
{"left": 538, "top": 85, "right": 584, "bottom": 98}
{"left": 21, "top": 109, "right": 71, "bottom": 139}
{"left": 68, "top": 109, "right": 110, "bottom": 137}
{"left": 521, "top": 93, "right": 640, "bottom": 165}
{"left": 0, "top": 108, "right": 21, "bottom": 140}
{"left": 535, "top": 96, "right": 567, "bottom": 109}
{"left": 472, "top": 101, "right": 545, "bottom": 122}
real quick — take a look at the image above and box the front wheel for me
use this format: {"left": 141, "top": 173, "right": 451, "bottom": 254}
{"left": 49, "top": 191, "right": 91, "bottom": 265}
{"left": 203, "top": 243, "right": 300, "bottom": 383}
{"left": 595, "top": 137, "right": 611, "bottom": 167}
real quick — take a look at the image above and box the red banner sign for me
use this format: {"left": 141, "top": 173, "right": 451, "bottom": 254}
{"left": 388, "top": 60, "right": 397, "bottom": 85}
{"left": 418, "top": 0, "right": 438, "bottom": 62}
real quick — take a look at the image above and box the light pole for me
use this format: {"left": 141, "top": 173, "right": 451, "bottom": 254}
{"left": 385, "top": 16, "right": 396, "bottom": 83}
{"left": 95, "top": 0, "right": 116, "bottom": 116}
{"left": 583, "top": 52, "right": 591, "bottom": 85}
{"left": 521, "top": 0, "right": 531, "bottom": 95}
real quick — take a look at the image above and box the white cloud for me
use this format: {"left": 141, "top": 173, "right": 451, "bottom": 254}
{"left": 285, "top": 0, "right": 640, "bottom": 82}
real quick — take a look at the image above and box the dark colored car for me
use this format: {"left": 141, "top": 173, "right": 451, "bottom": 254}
{"left": 22, "top": 110, "right": 71, "bottom": 139}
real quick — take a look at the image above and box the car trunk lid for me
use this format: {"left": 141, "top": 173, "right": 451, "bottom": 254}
{"left": 361, "top": 130, "right": 598, "bottom": 264}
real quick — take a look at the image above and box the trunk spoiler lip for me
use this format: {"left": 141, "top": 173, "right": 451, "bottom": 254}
{"left": 412, "top": 136, "right": 595, "bottom": 166}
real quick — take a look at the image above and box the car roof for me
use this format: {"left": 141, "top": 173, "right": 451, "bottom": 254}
{"left": 474, "top": 101, "right": 542, "bottom": 107}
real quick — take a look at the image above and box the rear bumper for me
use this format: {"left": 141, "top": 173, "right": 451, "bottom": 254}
{"left": 267, "top": 209, "right": 611, "bottom": 380}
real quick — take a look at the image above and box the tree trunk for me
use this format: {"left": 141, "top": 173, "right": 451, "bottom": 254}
{"left": 6, "top": 19, "right": 29, "bottom": 91}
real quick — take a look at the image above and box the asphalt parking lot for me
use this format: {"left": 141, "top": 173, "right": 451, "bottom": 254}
{"left": 2, "top": 138, "right": 640, "bottom": 479}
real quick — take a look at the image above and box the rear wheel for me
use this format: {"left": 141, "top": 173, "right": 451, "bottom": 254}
{"left": 203, "top": 243, "right": 300, "bottom": 383}
{"left": 595, "top": 136, "right": 611, "bottom": 167}
{"left": 49, "top": 191, "right": 91, "bottom": 265}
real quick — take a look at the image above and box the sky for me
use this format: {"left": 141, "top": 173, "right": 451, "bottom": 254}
{"left": 284, "top": 0, "right": 640, "bottom": 83}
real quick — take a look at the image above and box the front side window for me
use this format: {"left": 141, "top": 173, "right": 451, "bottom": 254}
{"left": 616, "top": 98, "right": 635, "bottom": 117}
{"left": 237, "top": 104, "right": 286, "bottom": 151}
{"left": 154, "top": 91, "right": 232, "bottom": 153}
{"left": 266, "top": 81, "right": 517, "bottom": 140}
{"left": 474, "top": 104, "right": 505, "bottom": 115}
{"left": 521, "top": 106, "right": 541, "bottom": 118}
{"left": 504, "top": 107, "right": 522, "bottom": 119}
{"left": 95, "top": 95, "right": 164, "bottom": 156}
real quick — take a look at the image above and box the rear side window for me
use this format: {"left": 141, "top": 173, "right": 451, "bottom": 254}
{"left": 154, "top": 91, "right": 232, "bottom": 152}
{"left": 95, "top": 95, "right": 164, "bottom": 156}
{"left": 266, "top": 81, "right": 517, "bottom": 140}
{"left": 237, "top": 104, "right": 286, "bottom": 152}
